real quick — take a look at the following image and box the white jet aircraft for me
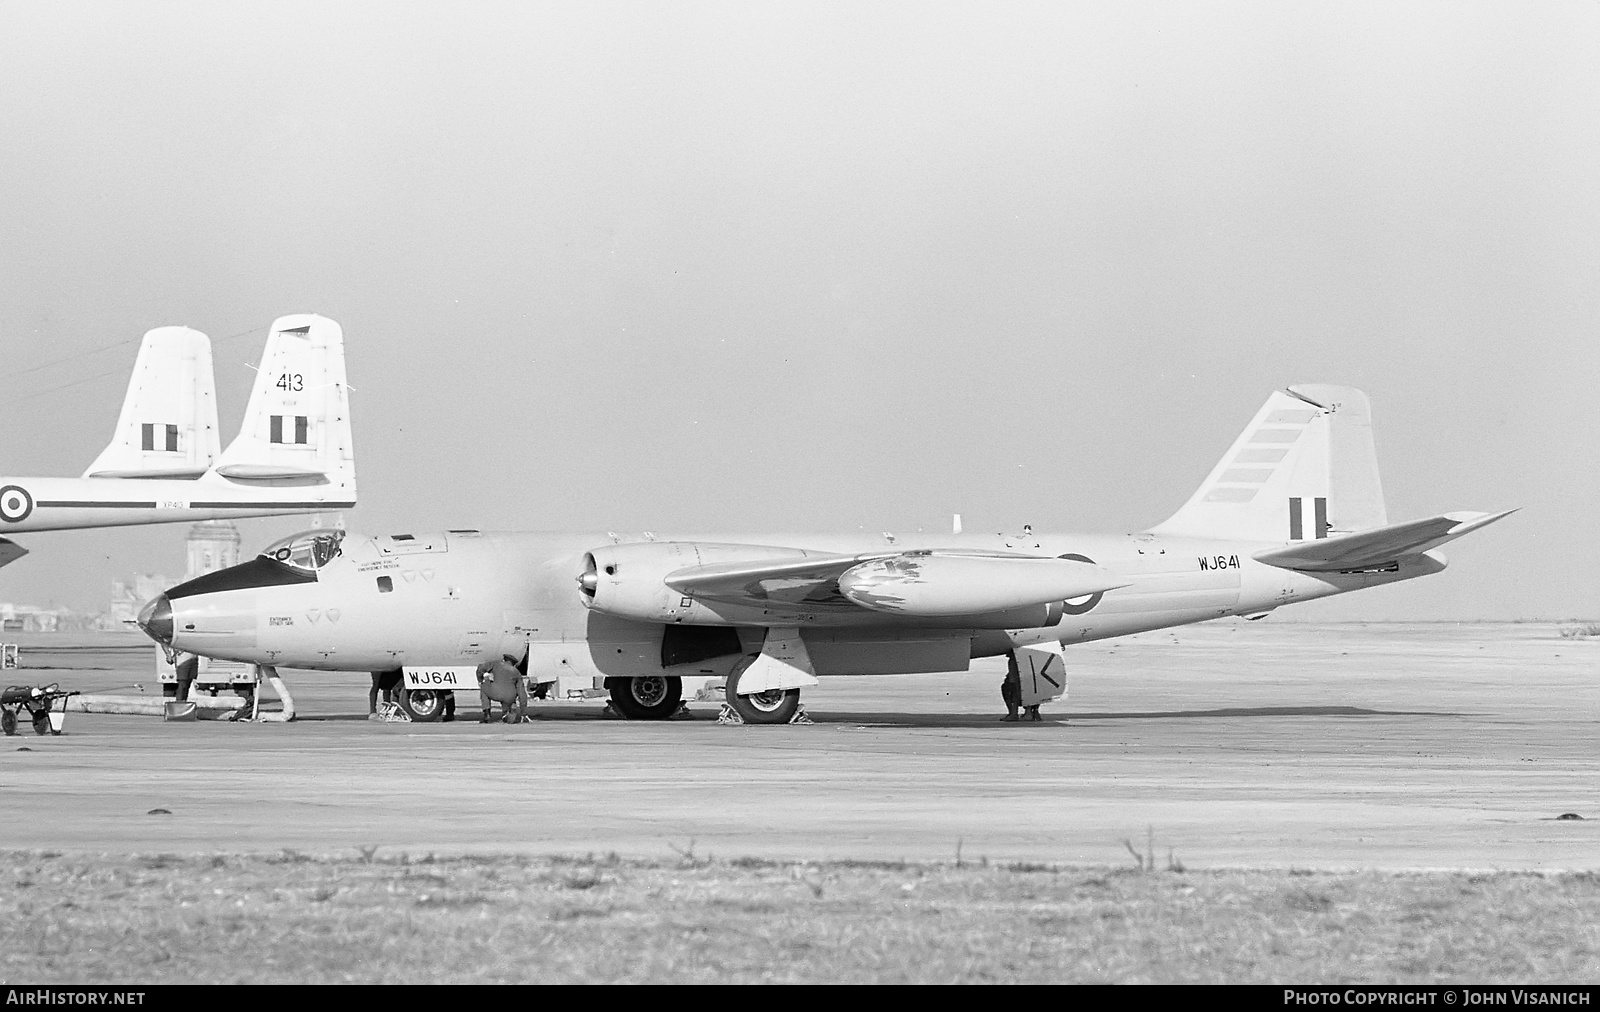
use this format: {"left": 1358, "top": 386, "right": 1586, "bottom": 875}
{"left": 137, "top": 384, "right": 1510, "bottom": 724}
{"left": 0, "top": 315, "right": 357, "bottom": 569}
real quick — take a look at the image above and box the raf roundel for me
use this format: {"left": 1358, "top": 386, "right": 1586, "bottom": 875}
{"left": 0, "top": 485, "right": 32, "bottom": 524}
{"left": 1057, "top": 552, "right": 1104, "bottom": 615}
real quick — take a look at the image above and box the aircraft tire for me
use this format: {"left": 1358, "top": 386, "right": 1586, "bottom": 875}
{"left": 607, "top": 676, "right": 682, "bottom": 720}
{"left": 724, "top": 658, "right": 800, "bottom": 725}
{"left": 397, "top": 688, "right": 447, "bottom": 723}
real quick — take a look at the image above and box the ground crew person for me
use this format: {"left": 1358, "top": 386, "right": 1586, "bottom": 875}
{"left": 476, "top": 654, "right": 528, "bottom": 724}
{"left": 1001, "top": 653, "right": 1021, "bottom": 722}
{"left": 368, "top": 669, "right": 401, "bottom": 719}
{"left": 174, "top": 652, "right": 199, "bottom": 702}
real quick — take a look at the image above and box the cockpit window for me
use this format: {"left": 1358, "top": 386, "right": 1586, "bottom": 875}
{"left": 260, "top": 529, "right": 346, "bottom": 574}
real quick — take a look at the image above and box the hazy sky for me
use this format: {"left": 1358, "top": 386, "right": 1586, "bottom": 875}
{"left": 0, "top": 1, "right": 1594, "bottom": 620}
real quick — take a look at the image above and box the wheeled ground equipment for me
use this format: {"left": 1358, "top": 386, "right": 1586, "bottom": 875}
{"left": 1, "top": 683, "right": 78, "bottom": 736}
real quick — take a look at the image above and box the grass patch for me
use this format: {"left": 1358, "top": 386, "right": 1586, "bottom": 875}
{"left": 1, "top": 852, "right": 1597, "bottom": 983}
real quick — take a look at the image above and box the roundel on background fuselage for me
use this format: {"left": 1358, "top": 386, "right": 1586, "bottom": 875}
{"left": 0, "top": 485, "right": 33, "bottom": 523}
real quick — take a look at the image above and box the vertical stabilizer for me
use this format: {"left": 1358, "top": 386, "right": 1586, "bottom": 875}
{"left": 211, "top": 315, "right": 355, "bottom": 497}
{"left": 82, "top": 327, "right": 219, "bottom": 479}
{"left": 1149, "top": 385, "right": 1387, "bottom": 543}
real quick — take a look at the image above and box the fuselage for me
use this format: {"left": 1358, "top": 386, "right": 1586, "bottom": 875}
{"left": 146, "top": 528, "right": 1444, "bottom": 679}
{"left": 0, "top": 475, "right": 356, "bottom": 533}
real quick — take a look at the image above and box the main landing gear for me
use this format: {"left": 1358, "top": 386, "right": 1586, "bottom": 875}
{"left": 397, "top": 687, "right": 448, "bottom": 722}
{"left": 606, "top": 675, "right": 683, "bottom": 720}
{"left": 723, "top": 656, "right": 800, "bottom": 725}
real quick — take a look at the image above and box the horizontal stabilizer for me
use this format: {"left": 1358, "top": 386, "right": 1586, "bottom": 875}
{"left": 0, "top": 538, "right": 27, "bottom": 570}
{"left": 211, "top": 464, "right": 329, "bottom": 481}
{"left": 1253, "top": 509, "right": 1516, "bottom": 572}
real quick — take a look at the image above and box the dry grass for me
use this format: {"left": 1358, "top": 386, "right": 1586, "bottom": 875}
{"left": 3, "top": 852, "right": 1599, "bottom": 984}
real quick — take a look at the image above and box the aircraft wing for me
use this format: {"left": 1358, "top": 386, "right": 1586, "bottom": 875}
{"left": 0, "top": 538, "right": 28, "bottom": 571}
{"left": 1252, "top": 509, "right": 1515, "bottom": 573}
{"left": 665, "top": 552, "right": 896, "bottom": 607}
{"left": 666, "top": 550, "right": 1127, "bottom": 617}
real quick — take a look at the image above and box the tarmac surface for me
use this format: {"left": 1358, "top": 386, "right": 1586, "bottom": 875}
{"left": 1, "top": 621, "right": 1595, "bottom": 871}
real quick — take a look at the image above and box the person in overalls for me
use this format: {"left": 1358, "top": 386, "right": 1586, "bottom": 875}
{"left": 476, "top": 654, "right": 527, "bottom": 724}
{"left": 1000, "top": 653, "right": 1022, "bottom": 722}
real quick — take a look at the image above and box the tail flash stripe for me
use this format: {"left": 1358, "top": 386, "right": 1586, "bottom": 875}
{"left": 1289, "top": 497, "right": 1303, "bottom": 540}
{"left": 1315, "top": 497, "right": 1328, "bottom": 539}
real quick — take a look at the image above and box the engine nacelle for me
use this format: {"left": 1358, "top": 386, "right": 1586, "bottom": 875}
{"left": 837, "top": 553, "right": 1126, "bottom": 617}
{"left": 579, "top": 541, "right": 809, "bottom": 624}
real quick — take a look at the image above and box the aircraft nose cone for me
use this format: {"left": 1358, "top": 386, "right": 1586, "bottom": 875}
{"left": 137, "top": 595, "right": 173, "bottom": 645}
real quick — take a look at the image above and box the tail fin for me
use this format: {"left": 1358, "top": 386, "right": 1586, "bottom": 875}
{"left": 1149, "top": 384, "right": 1387, "bottom": 543}
{"left": 82, "top": 327, "right": 220, "bottom": 479}
{"left": 211, "top": 315, "right": 355, "bottom": 496}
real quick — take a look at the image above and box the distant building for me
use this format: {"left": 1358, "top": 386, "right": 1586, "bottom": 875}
{"left": 186, "top": 520, "right": 242, "bottom": 581}
{"left": 106, "top": 520, "right": 242, "bottom": 628}
{"left": 0, "top": 603, "right": 75, "bottom": 633}
{"left": 109, "top": 574, "right": 174, "bottom": 627}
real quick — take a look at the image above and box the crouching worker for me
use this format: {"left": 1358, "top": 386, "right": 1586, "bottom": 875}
{"left": 476, "top": 654, "right": 528, "bottom": 724}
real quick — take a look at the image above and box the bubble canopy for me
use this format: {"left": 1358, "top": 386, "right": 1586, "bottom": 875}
{"left": 260, "top": 528, "right": 346, "bottom": 574}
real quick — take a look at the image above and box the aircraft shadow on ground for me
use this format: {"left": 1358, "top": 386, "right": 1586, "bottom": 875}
{"left": 802, "top": 704, "right": 1465, "bottom": 727}
{"left": 301, "top": 704, "right": 1463, "bottom": 727}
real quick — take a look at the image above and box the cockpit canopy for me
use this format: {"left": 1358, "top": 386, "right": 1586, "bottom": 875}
{"left": 260, "top": 528, "right": 346, "bottom": 574}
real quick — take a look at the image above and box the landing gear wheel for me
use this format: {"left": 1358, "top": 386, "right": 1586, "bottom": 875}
{"left": 607, "top": 676, "right": 682, "bottom": 720}
{"left": 724, "top": 656, "right": 800, "bottom": 725}
{"left": 1, "top": 710, "right": 14, "bottom": 736}
{"left": 397, "top": 688, "right": 446, "bottom": 723}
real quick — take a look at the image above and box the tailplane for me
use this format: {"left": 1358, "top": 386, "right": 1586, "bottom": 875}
{"left": 81, "top": 327, "right": 220, "bottom": 479}
{"left": 1150, "top": 384, "right": 1386, "bottom": 543}
{"left": 209, "top": 315, "right": 355, "bottom": 496}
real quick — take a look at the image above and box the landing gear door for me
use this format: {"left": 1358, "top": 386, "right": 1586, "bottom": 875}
{"left": 1014, "top": 642, "right": 1066, "bottom": 708}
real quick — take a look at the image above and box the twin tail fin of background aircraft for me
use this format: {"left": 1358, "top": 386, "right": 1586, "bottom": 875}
{"left": 209, "top": 314, "right": 356, "bottom": 489}
{"left": 0, "top": 314, "right": 355, "bottom": 555}
{"left": 81, "top": 327, "right": 221, "bottom": 480}
{"left": 77, "top": 314, "right": 354, "bottom": 490}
